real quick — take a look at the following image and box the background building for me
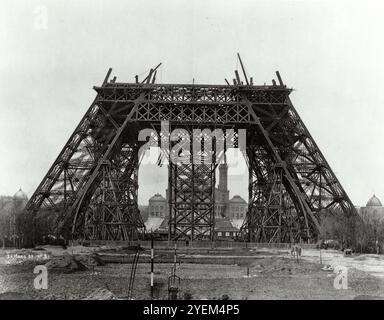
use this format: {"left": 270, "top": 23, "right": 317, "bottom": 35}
{"left": 148, "top": 193, "right": 167, "bottom": 218}
{"left": 359, "top": 194, "right": 384, "bottom": 222}
{"left": 228, "top": 195, "right": 247, "bottom": 219}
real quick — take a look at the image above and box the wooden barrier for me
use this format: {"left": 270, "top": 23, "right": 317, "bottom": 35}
{"left": 69, "top": 239, "right": 317, "bottom": 250}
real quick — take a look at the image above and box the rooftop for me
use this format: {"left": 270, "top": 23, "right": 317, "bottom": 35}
{"left": 13, "top": 188, "right": 28, "bottom": 200}
{"left": 149, "top": 193, "right": 166, "bottom": 202}
{"left": 229, "top": 195, "right": 247, "bottom": 203}
{"left": 366, "top": 194, "right": 382, "bottom": 207}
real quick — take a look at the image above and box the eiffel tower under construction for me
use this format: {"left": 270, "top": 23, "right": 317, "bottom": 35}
{"left": 23, "top": 55, "right": 358, "bottom": 245}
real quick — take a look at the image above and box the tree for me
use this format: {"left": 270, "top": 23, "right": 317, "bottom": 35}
{"left": 319, "top": 207, "right": 361, "bottom": 249}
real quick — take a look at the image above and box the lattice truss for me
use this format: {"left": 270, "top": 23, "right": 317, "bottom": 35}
{"left": 24, "top": 65, "right": 357, "bottom": 243}
{"left": 168, "top": 162, "right": 215, "bottom": 241}
{"left": 242, "top": 91, "right": 357, "bottom": 242}
{"left": 26, "top": 71, "right": 145, "bottom": 241}
{"left": 166, "top": 128, "right": 221, "bottom": 242}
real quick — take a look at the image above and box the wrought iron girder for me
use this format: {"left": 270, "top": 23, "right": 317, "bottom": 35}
{"left": 94, "top": 83, "right": 291, "bottom": 104}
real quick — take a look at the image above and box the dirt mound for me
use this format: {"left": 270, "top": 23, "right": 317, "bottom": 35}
{"left": 84, "top": 288, "right": 117, "bottom": 300}
{"left": 44, "top": 253, "right": 104, "bottom": 273}
{"left": 45, "top": 255, "right": 87, "bottom": 273}
{"left": 248, "top": 257, "right": 323, "bottom": 275}
{"left": 74, "top": 254, "right": 105, "bottom": 268}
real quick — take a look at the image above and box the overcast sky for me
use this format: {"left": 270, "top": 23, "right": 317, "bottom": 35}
{"left": 1, "top": 0, "right": 383, "bottom": 206}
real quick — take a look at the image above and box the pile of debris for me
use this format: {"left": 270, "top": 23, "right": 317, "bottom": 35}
{"left": 75, "top": 254, "right": 105, "bottom": 268}
{"left": 84, "top": 288, "right": 117, "bottom": 300}
{"left": 45, "top": 253, "right": 104, "bottom": 273}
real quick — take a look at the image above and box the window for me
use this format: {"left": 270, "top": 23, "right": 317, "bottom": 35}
{"left": 225, "top": 232, "right": 230, "bottom": 237}
{"left": 218, "top": 232, "right": 222, "bottom": 236}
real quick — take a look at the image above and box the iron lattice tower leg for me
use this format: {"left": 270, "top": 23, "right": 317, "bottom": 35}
{"left": 242, "top": 122, "right": 315, "bottom": 242}
{"left": 245, "top": 144, "right": 286, "bottom": 242}
{"left": 240, "top": 81, "right": 357, "bottom": 243}
{"left": 80, "top": 142, "right": 143, "bottom": 241}
{"left": 244, "top": 141, "right": 305, "bottom": 243}
{"left": 255, "top": 164, "right": 285, "bottom": 243}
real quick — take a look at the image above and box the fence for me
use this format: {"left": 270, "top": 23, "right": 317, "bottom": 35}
{"left": 70, "top": 239, "right": 317, "bottom": 250}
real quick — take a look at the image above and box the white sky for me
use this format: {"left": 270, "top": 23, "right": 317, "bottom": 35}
{"left": 0, "top": 0, "right": 383, "bottom": 206}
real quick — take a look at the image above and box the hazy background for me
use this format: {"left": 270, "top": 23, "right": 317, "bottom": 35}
{"left": 1, "top": 0, "right": 383, "bottom": 206}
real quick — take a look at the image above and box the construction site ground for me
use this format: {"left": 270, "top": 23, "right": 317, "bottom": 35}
{"left": 1, "top": 245, "right": 384, "bottom": 300}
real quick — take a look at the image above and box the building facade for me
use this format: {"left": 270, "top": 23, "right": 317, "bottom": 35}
{"left": 359, "top": 194, "right": 384, "bottom": 222}
{"left": 228, "top": 195, "right": 247, "bottom": 219}
{"left": 148, "top": 193, "right": 167, "bottom": 218}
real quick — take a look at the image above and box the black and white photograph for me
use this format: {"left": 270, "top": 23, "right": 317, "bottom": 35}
{"left": 1, "top": 0, "right": 384, "bottom": 312}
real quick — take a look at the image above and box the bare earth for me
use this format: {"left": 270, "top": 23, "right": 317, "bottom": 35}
{"left": 1, "top": 246, "right": 384, "bottom": 300}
